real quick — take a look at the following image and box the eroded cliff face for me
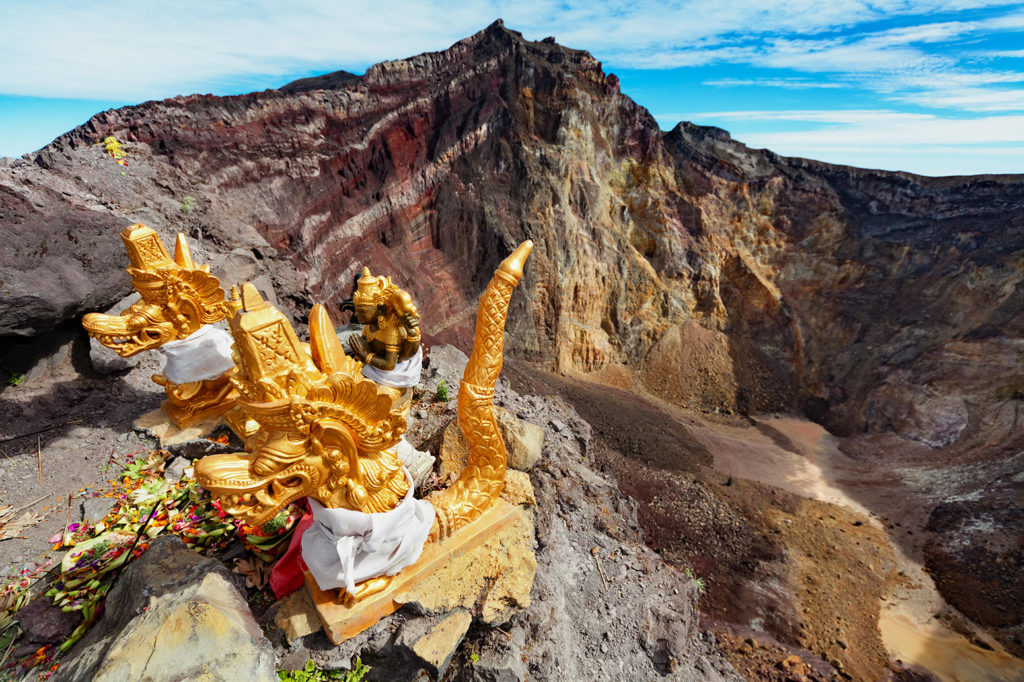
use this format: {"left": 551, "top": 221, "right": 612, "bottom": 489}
{"left": 2, "top": 20, "right": 1023, "bottom": 451}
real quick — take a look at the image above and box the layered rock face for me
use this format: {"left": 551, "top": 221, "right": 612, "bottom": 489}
{"left": 2, "top": 20, "right": 1023, "bottom": 448}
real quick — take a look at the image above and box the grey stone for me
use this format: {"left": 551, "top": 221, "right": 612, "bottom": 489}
{"left": 165, "top": 436, "right": 235, "bottom": 461}
{"left": 440, "top": 408, "right": 542, "bottom": 476}
{"left": 335, "top": 322, "right": 364, "bottom": 353}
{"left": 163, "top": 456, "right": 189, "bottom": 483}
{"left": 468, "top": 646, "right": 529, "bottom": 682}
{"left": 420, "top": 344, "right": 469, "bottom": 396}
{"left": 406, "top": 609, "right": 472, "bottom": 680}
{"left": 0, "top": 193, "right": 130, "bottom": 337}
{"left": 54, "top": 535, "right": 276, "bottom": 682}
{"left": 15, "top": 598, "right": 80, "bottom": 646}
{"left": 87, "top": 293, "right": 142, "bottom": 374}
{"left": 496, "top": 410, "right": 544, "bottom": 471}
{"left": 89, "top": 336, "right": 137, "bottom": 374}
{"left": 23, "top": 339, "right": 74, "bottom": 384}
{"left": 642, "top": 590, "right": 700, "bottom": 675}
{"left": 213, "top": 248, "right": 261, "bottom": 287}
{"left": 79, "top": 497, "right": 115, "bottom": 524}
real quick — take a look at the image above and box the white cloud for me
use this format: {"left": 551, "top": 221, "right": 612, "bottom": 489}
{"left": 674, "top": 108, "right": 1024, "bottom": 147}
{"left": 703, "top": 78, "right": 844, "bottom": 89}
{"left": 979, "top": 49, "right": 1024, "bottom": 58}
{"left": 3, "top": 0, "right": 1023, "bottom": 100}
{"left": 656, "top": 109, "right": 1024, "bottom": 174}
{"left": 891, "top": 86, "right": 1024, "bottom": 110}
{"left": 0, "top": 1, "right": 501, "bottom": 99}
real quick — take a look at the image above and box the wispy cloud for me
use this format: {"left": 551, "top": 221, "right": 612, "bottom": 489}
{"left": 3, "top": 0, "right": 1023, "bottom": 103}
{"left": 684, "top": 109, "right": 1024, "bottom": 145}
{"left": 891, "top": 86, "right": 1024, "bottom": 110}
{"left": 979, "top": 49, "right": 1024, "bottom": 57}
{"left": 661, "top": 108, "right": 1024, "bottom": 174}
{"left": 704, "top": 78, "right": 844, "bottom": 89}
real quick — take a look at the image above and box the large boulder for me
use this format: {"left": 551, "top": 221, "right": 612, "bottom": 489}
{"left": 439, "top": 407, "right": 544, "bottom": 476}
{"left": 54, "top": 535, "right": 277, "bottom": 682}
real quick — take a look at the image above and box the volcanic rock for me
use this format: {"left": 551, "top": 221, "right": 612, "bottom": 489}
{"left": 278, "top": 387, "right": 739, "bottom": 681}
{"left": 54, "top": 535, "right": 276, "bottom": 682}
{"left": 439, "top": 407, "right": 543, "bottom": 475}
{"left": 2, "top": 19, "right": 1023, "bottom": 675}
{"left": 2, "top": 22, "right": 1021, "bottom": 452}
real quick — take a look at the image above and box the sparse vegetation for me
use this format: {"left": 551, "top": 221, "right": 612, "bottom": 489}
{"left": 179, "top": 196, "right": 197, "bottom": 214}
{"left": 435, "top": 380, "right": 449, "bottom": 402}
{"left": 684, "top": 567, "right": 706, "bottom": 595}
{"left": 5, "top": 374, "right": 23, "bottom": 387}
{"left": 277, "top": 658, "right": 368, "bottom": 681}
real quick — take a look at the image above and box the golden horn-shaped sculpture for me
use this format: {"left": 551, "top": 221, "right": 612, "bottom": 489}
{"left": 173, "top": 233, "right": 196, "bottom": 269}
{"left": 428, "top": 240, "right": 534, "bottom": 540}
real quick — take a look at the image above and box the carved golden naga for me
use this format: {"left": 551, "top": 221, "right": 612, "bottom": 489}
{"left": 194, "top": 241, "right": 534, "bottom": 546}
{"left": 83, "top": 224, "right": 236, "bottom": 355}
{"left": 83, "top": 225, "right": 242, "bottom": 428}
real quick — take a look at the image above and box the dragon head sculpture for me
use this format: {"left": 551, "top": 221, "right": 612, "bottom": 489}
{"left": 82, "top": 224, "right": 237, "bottom": 356}
{"left": 194, "top": 283, "right": 409, "bottom": 526}
{"left": 196, "top": 240, "right": 534, "bottom": 541}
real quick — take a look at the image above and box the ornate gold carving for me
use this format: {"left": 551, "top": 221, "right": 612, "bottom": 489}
{"left": 195, "top": 241, "right": 535, "bottom": 556}
{"left": 196, "top": 291, "right": 410, "bottom": 526}
{"left": 84, "top": 225, "right": 237, "bottom": 356}
{"left": 152, "top": 373, "right": 236, "bottom": 428}
{"left": 83, "top": 225, "right": 241, "bottom": 428}
{"left": 349, "top": 267, "right": 421, "bottom": 371}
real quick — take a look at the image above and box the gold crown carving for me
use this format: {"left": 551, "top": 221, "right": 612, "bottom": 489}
{"left": 82, "top": 224, "right": 238, "bottom": 356}
{"left": 228, "top": 283, "right": 405, "bottom": 452}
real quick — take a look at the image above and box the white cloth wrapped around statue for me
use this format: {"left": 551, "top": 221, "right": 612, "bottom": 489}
{"left": 158, "top": 325, "right": 236, "bottom": 384}
{"left": 301, "top": 469, "right": 435, "bottom": 595}
{"left": 394, "top": 437, "right": 434, "bottom": 486}
{"left": 361, "top": 347, "right": 423, "bottom": 388}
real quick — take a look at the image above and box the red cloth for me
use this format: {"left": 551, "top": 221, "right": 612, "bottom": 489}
{"left": 269, "top": 504, "right": 313, "bottom": 600}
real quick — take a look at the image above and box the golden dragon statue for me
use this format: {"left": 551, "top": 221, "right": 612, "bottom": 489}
{"left": 193, "top": 240, "right": 533, "bottom": 600}
{"left": 82, "top": 224, "right": 242, "bottom": 429}
{"left": 84, "top": 221, "right": 533, "bottom": 602}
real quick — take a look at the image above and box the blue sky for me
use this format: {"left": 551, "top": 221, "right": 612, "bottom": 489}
{"left": 2, "top": 1, "right": 1023, "bottom": 176}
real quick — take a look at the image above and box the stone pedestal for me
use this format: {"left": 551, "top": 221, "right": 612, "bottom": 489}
{"left": 306, "top": 498, "right": 535, "bottom": 644}
{"left": 133, "top": 407, "right": 223, "bottom": 447}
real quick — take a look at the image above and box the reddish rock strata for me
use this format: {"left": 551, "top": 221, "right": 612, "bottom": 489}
{"left": 1, "top": 22, "right": 1022, "bottom": 656}
{"left": 5, "top": 21, "right": 1023, "bottom": 443}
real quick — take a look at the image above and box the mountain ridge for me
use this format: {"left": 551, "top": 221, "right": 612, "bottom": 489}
{"left": 2, "top": 20, "right": 1022, "bottom": 440}
{"left": 1, "top": 20, "right": 1023, "bottom": 665}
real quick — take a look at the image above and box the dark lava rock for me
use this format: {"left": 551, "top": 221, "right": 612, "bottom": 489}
{"left": 15, "top": 598, "right": 80, "bottom": 646}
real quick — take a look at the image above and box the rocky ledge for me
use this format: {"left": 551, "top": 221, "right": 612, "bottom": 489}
{"left": 29, "top": 348, "right": 738, "bottom": 681}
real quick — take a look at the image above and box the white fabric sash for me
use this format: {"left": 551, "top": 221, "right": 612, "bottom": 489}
{"left": 159, "top": 325, "right": 235, "bottom": 384}
{"left": 395, "top": 437, "right": 435, "bottom": 485}
{"left": 362, "top": 346, "right": 423, "bottom": 388}
{"left": 301, "top": 469, "right": 435, "bottom": 595}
